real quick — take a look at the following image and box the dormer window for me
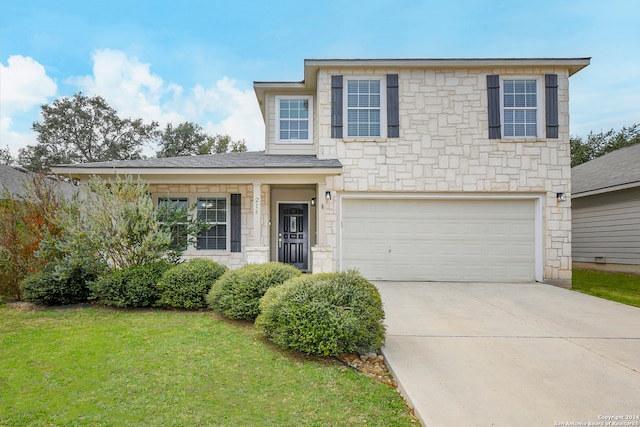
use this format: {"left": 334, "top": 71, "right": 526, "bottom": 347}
{"left": 275, "top": 95, "right": 313, "bottom": 144}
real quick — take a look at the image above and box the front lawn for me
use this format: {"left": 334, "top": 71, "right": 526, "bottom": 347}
{"left": 0, "top": 306, "right": 416, "bottom": 426}
{"left": 572, "top": 269, "right": 640, "bottom": 308}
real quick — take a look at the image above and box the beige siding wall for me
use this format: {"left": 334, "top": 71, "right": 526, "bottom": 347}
{"left": 264, "top": 93, "right": 317, "bottom": 155}
{"left": 315, "top": 67, "right": 572, "bottom": 282}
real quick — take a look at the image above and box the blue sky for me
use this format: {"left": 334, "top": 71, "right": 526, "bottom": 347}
{"left": 1, "top": 0, "right": 639, "bottom": 155}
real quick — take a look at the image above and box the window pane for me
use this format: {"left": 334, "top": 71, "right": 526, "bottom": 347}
{"left": 526, "top": 110, "right": 537, "bottom": 122}
{"left": 526, "top": 94, "right": 537, "bottom": 107}
{"left": 280, "top": 130, "right": 288, "bottom": 140}
{"left": 369, "top": 81, "right": 380, "bottom": 93}
{"left": 370, "top": 110, "right": 380, "bottom": 122}
{"left": 370, "top": 124, "right": 380, "bottom": 136}
{"left": 299, "top": 121, "right": 308, "bottom": 131}
{"left": 280, "top": 121, "right": 289, "bottom": 130}
{"left": 299, "top": 130, "right": 308, "bottom": 139}
{"left": 359, "top": 94, "right": 369, "bottom": 107}
{"left": 347, "top": 94, "right": 358, "bottom": 108}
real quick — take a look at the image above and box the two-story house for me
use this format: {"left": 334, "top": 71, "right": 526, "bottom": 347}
{"left": 53, "top": 58, "right": 590, "bottom": 287}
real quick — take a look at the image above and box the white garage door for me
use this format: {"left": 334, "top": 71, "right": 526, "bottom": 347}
{"left": 341, "top": 198, "right": 536, "bottom": 282}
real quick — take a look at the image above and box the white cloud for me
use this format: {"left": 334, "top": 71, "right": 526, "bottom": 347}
{"left": 0, "top": 55, "right": 56, "bottom": 156}
{"left": 0, "top": 55, "right": 57, "bottom": 114}
{"left": 70, "top": 49, "right": 265, "bottom": 151}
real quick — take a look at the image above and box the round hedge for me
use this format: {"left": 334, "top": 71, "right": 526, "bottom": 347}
{"left": 20, "top": 258, "right": 106, "bottom": 306}
{"left": 156, "top": 258, "right": 227, "bottom": 309}
{"left": 206, "top": 262, "right": 301, "bottom": 321}
{"left": 92, "top": 260, "right": 173, "bottom": 307}
{"left": 255, "top": 270, "right": 386, "bottom": 356}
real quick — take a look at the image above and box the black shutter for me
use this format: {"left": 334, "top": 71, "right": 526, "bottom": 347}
{"left": 487, "top": 75, "right": 501, "bottom": 139}
{"left": 230, "top": 193, "right": 241, "bottom": 253}
{"left": 331, "top": 75, "right": 343, "bottom": 138}
{"left": 545, "top": 74, "right": 559, "bottom": 139}
{"left": 387, "top": 74, "right": 399, "bottom": 138}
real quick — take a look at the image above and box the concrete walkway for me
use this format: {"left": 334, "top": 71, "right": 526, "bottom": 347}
{"left": 375, "top": 282, "right": 640, "bottom": 427}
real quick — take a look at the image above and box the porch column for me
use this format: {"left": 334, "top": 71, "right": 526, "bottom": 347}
{"left": 311, "top": 181, "right": 334, "bottom": 273}
{"left": 252, "top": 182, "right": 262, "bottom": 246}
{"left": 316, "top": 182, "right": 327, "bottom": 246}
{"left": 246, "top": 181, "right": 269, "bottom": 265}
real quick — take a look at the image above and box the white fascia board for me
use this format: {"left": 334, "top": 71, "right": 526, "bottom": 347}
{"left": 571, "top": 181, "right": 640, "bottom": 198}
{"left": 304, "top": 58, "right": 591, "bottom": 76}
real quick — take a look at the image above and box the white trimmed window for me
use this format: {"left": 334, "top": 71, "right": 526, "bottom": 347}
{"left": 276, "top": 96, "right": 312, "bottom": 143}
{"left": 157, "top": 197, "right": 189, "bottom": 250}
{"left": 501, "top": 78, "right": 542, "bottom": 138}
{"left": 196, "top": 197, "right": 227, "bottom": 250}
{"left": 345, "top": 77, "right": 386, "bottom": 138}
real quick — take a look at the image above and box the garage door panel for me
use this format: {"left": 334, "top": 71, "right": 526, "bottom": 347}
{"left": 341, "top": 198, "right": 535, "bottom": 282}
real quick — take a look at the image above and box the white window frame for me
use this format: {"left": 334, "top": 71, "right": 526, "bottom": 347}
{"left": 343, "top": 76, "right": 387, "bottom": 138}
{"left": 195, "top": 196, "right": 230, "bottom": 251}
{"left": 275, "top": 95, "right": 313, "bottom": 144}
{"left": 500, "top": 76, "right": 543, "bottom": 138}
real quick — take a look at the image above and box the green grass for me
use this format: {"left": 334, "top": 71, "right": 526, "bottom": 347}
{"left": 572, "top": 269, "right": 640, "bottom": 308}
{"left": 0, "top": 306, "right": 417, "bottom": 426}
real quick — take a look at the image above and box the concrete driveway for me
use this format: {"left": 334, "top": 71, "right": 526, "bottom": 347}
{"left": 374, "top": 282, "right": 640, "bottom": 427}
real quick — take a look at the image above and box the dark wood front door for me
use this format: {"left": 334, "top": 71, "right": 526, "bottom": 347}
{"left": 278, "top": 203, "right": 309, "bottom": 270}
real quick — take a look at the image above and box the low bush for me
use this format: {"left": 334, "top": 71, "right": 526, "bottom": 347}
{"left": 255, "top": 270, "right": 386, "bottom": 356}
{"left": 157, "top": 258, "right": 227, "bottom": 309}
{"left": 207, "top": 262, "right": 301, "bottom": 321}
{"left": 92, "top": 260, "right": 173, "bottom": 307}
{"left": 20, "top": 257, "right": 107, "bottom": 306}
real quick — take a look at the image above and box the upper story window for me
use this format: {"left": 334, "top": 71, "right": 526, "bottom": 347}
{"left": 488, "top": 74, "right": 558, "bottom": 140}
{"left": 345, "top": 77, "right": 386, "bottom": 137}
{"left": 502, "top": 79, "right": 540, "bottom": 137}
{"left": 347, "top": 79, "right": 380, "bottom": 137}
{"left": 276, "top": 95, "right": 313, "bottom": 144}
{"left": 331, "top": 74, "right": 398, "bottom": 139}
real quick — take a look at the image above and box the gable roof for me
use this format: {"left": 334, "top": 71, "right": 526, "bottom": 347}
{"left": 572, "top": 144, "right": 640, "bottom": 197}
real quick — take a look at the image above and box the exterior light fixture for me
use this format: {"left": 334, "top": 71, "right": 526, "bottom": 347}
{"left": 557, "top": 193, "right": 567, "bottom": 202}
{"left": 311, "top": 197, "right": 316, "bottom": 206}
{"left": 325, "top": 191, "right": 332, "bottom": 201}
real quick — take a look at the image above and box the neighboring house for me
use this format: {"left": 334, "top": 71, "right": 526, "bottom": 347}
{"left": 52, "top": 57, "right": 590, "bottom": 286}
{"left": 0, "top": 164, "right": 75, "bottom": 200}
{"left": 0, "top": 164, "right": 33, "bottom": 198}
{"left": 571, "top": 144, "right": 640, "bottom": 274}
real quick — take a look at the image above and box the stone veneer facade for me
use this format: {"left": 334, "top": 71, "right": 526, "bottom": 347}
{"left": 150, "top": 183, "right": 271, "bottom": 269}
{"left": 311, "top": 67, "right": 572, "bottom": 284}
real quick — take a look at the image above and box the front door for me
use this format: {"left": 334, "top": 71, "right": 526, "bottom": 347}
{"left": 278, "top": 203, "right": 309, "bottom": 270}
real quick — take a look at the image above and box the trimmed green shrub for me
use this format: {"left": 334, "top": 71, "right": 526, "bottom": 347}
{"left": 207, "top": 262, "right": 301, "bottom": 321}
{"left": 20, "top": 257, "right": 107, "bottom": 306}
{"left": 157, "top": 258, "right": 227, "bottom": 309}
{"left": 255, "top": 270, "right": 386, "bottom": 356}
{"left": 92, "top": 260, "right": 173, "bottom": 307}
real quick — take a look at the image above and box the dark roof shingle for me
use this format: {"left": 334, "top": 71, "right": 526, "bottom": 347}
{"left": 572, "top": 144, "right": 640, "bottom": 195}
{"left": 53, "top": 151, "right": 342, "bottom": 169}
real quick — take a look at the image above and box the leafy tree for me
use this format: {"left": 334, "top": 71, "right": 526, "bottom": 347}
{"left": 0, "top": 146, "right": 13, "bottom": 165}
{"left": 571, "top": 124, "right": 640, "bottom": 167}
{"left": 57, "top": 175, "right": 171, "bottom": 270}
{"left": 0, "top": 174, "right": 70, "bottom": 300}
{"left": 19, "top": 93, "right": 158, "bottom": 172}
{"left": 157, "top": 121, "right": 247, "bottom": 157}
